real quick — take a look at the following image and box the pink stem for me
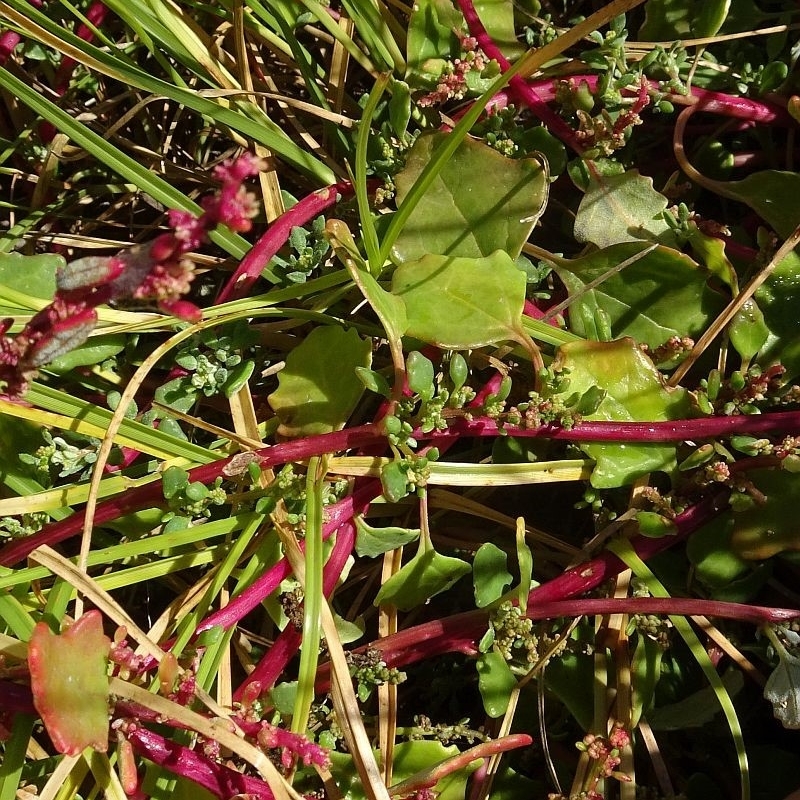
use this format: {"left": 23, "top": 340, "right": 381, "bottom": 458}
{"left": 125, "top": 725, "right": 275, "bottom": 800}
{"left": 6, "top": 409, "right": 800, "bottom": 567}
{"left": 232, "top": 520, "right": 357, "bottom": 700}
{"left": 454, "top": 0, "right": 583, "bottom": 152}
{"left": 215, "top": 181, "right": 358, "bottom": 303}
{"left": 195, "top": 485, "right": 375, "bottom": 634}
{"left": 451, "top": 76, "right": 792, "bottom": 128}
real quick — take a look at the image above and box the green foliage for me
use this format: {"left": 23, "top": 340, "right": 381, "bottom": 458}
{"left": 574, "top": 169, "right": 678, "bottom": 249}
{"left": 392, "top": 132, "right": 548, "bottom": 262}
{"left": 268, "top": 326, "right": 372, "bottom": 436}
{"left": 374, "top": 541, "right": 471, "bottom": 611}
{"left": 392, "top": 251, "right": 527, "bottom": 350}
{"left": 552, "top": 242, "right": 726, "bottom": 349}
{"left": 549, "top": 338, "right": 692, "bottom": 487}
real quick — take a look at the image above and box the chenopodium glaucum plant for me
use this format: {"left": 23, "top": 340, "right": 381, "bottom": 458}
{"left": 0, "top": 154, "right": 264, "bottom": 399}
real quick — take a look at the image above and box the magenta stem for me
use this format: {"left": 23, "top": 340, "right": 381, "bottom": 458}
{"left": 215, "top": 181, "right": 357, "bottom": 303}
{"left": 125, "top": 725, "right": 276, "bottom": 800}
{"left": 6, "top": 410, "right": 800, "bottom": 567}
{"left": 453, "top": 0, "right": 583, "bottom": 152}
{"left": 232, "top": 520, "right": 357, "bottom": 700}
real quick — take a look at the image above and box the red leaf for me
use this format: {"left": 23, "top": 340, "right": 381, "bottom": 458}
{"left": 28, "top": 610, "right": 111, "bottom": 755}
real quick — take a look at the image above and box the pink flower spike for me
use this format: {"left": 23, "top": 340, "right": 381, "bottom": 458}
{"left": 159, "top": 299, "right": 203, "bottom": 323}
{"left": 149, "top": 233, "right": 181, "bottom": 263}
{"left": 212, "top": 152, "right": 266, "bottom": 184}
{"left": 167, "top": 210, "right": 206, "bottom": 251}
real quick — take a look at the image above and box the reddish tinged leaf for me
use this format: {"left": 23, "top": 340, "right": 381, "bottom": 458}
{"left": 28, "top": 610, "right": 111, "bottom": 755}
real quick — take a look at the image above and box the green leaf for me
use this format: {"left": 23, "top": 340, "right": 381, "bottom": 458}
{"left": 551, "top": 242, "right": 726, "bottom": 349}
{"left": 640, "top": 0, "right": 735, "bottom": 38}
{"left": 649, "top": 670, "right": 744, "bottom": 730}
{"left": 406, "top": 351, "right": 435, "bottom": 401}
{"left": 751, "top": 238, "right": 800, "bottom": 378}
{"left": 730, "top": 469, "right": 800, "bottom": 559}
{"left": 685, "top": 511, "right": 741, "bottom": 584}
{"left": 729, "top": 299, "right": 769, "bottom": 362}
{"left": 476, "top": 650, "right": 517, "bottom": 718}
{"left": 392, "top": 132, "right": 548, "bottom": 263}
{"left": 162, "top": 466, "right": 190, "bottom": 500}
{"left": 472, "top": 542, "right": 512, "bottom": 608}
{"left": 222, "top": 360, "right": 255, "bottom": 398}
{"left": 354, "top": 517, "right": 421, "bottom": 558}
{"left": 28, "top": 611, "right": 111, "bottom": 756}
{"left": 550, "top": 338, "right": 692, "bottom": 487}
{"left": 46, "top": 334, "right": 127, "bottom": 373}
{"left": 574, "top": 169, "right": 677, "bottom": 249}
{"left": 718, "top": 171, "right": 800, "bottom": 239}
{"left": 392, "top": 251, "right": 527, "bottom": 349}
{"left": 268, "top": 326, "right": 372, "bottom": 437}
{"left": 374, "top": 547, "right": 471, "bottom": 610}
{"left": 0, "top": 252, "right": 61, "bottom": 314}
{"left": 405, "top": 0, "right": 462, "bottom": 85}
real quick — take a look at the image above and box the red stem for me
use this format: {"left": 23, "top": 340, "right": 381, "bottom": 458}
{"left": 6, "top": 410, "right": 800, "bottom": 567}
{"left": 215, "top": 180, "right": 358, "bottom": 303}
{"left": 453, "top": 0, "right": 584, "bottom": 152}
{"left": 125, "top": 725, "right": 276, "bottom": 800}
{"left": 232, "top": 520, "right": 357, "bottom": 700}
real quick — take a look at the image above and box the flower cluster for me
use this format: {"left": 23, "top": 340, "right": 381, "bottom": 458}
{"left": 0, "top": 153, "right": 263, "bottom": 400}
{"left": 418, "top": 35, "right": 490, "bottom": 107}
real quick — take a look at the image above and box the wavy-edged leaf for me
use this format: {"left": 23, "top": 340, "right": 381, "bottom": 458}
{"left": 28, "top": 611, "right": 111, "bottom": 755}
{"left": 574, "top": 169, "right": 677, "bottom": 249}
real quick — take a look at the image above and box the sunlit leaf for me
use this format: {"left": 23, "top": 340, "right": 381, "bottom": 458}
{"left": 28, "top": 611, "right": 111, "bottom": 755}
{"left": 392, "top": 132, "right": 547, "bottom": 263}
{"left": 550, "top": 338, "right": 692, "bottom": 487}
{"left": 268, "top": 326, "right": 372, "bottom": 437}
{"left": 574, "top": 169, "right": 678, "bottom": 250}
{"left": 473, "top": 542, "right": 512, "bottom": 608}
{"left": 392, "top": 251, "right": 527, "bottom": 349}
{"left": 374, "top": 546, "right": 471, "bottom": 611}
{"left": 354, "top": 517, "right": 420, "bottom": 558}
{"left": 552, "top": 242, "right": 725, "bottom": 348}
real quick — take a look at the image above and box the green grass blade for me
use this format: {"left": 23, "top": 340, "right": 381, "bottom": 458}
{"left": 0, "top": 714, "right": 36, "bottom": 800}
{"left": 292, "top": 456, "right": 326, "bottom": 734}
